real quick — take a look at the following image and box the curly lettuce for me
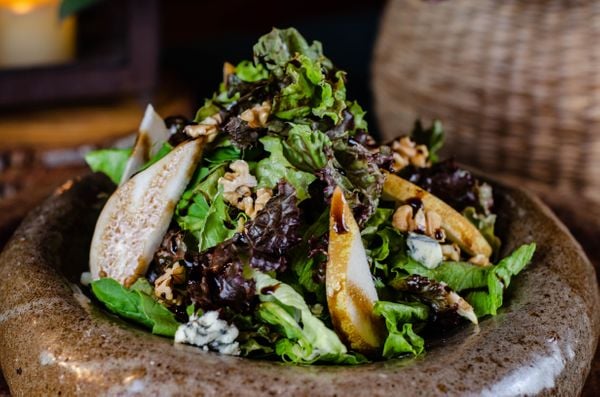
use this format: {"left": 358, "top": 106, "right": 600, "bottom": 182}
{"left": 253, "top": 271, "right": 365, "bottom": 364}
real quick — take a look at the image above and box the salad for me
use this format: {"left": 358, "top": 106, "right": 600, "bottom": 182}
{"left": 84, "top": 28, "right": 535, "bottom": 364}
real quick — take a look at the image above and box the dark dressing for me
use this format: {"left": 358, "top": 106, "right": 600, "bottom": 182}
{"left": 260, "top": 284, "right": 280, "bottom": 295}
{"left": 406, "top": 197, "right": 423, "bottom": 214}
{"left": 332, "top": 200, "right": 348, "bottom": 234}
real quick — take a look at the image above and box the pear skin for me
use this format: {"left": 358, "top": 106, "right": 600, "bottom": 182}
{"left": 90, "top": 139, "right": 204, "bottom": 286}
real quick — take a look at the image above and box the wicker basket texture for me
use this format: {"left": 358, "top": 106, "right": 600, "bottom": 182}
{"left": 373, "top": 0, "right": 600, "bottom": 221}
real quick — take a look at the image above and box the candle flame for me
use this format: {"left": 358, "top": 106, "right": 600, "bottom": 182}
{"left": 0, "top": 0, "right": 58, "bottom": 15}
{"left": 10, "top": 1, "right": 34, "bottom": 14}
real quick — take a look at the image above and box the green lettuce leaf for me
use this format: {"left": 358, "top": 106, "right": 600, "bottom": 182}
{"left": 253, "top": 27, "right": 330, "bottom": 77}
{"left": 392, "top": 258, "right": 488, "bottom": 293}
{"left": 361, "top": 222, "right": 404, "bottom": 282}
{"left": 91, "top": 278, "right": 180, "bottom": 337}
{"left": 466, "top": 242, "right": 536, "bottom": 317}
{"left": 311, "top": 70, "right": 347, "bottom": 123}
{"left": 393, "top": 243, "right": 535, "bottom": 296}
{"left": 85, "top": 148, "right": 132, "bottom": 184}
{"left": 391, "top": 243, "right": 536, "bottom": 317}
{"left": 272, "top": 54, "right": 346, "bottom": 123}
{"left": 361, "top": 207, "right": 394, "bottom": 236}
{"left": 193, "top": 190, "right": 238, "bottom": 252}
{"left": 463, "top": 206, "right": 501, "bottom": 257}
{"left": 85, "top": 142, "right": 173, "bottom": 184}
{"left": 256, "top": 136, "right": 316, "bottom": 201}
{"left": 194, "top": 98, "right": 220, "bottom": 122}
{"left": 175, "top": 166, "right": 239, "bottom": 251}
{"left": 411, "top": 120, "right": 444, "bottom": 163}
{"left": 389, "top": 241, "right": 535, "bottom": 319}
{"left": 348, "top": 101, "right": 368, "bottom": 132}
{"left": 281, "top": 123, "right": 331, "bottom": 172}
{"left": 130, "top": 278, "right": 154, "bottom": 295}
{"left": 203, "top": 144, "right": 241, "bottom": 165}
{"left": 235, "top": 60, "right": 269, "bottom": 82}
{"left": 289, "top": 210, "right": 329, "bottom": 301}
{"left": 253, "top": 271, "right": 365, "bottom": 364}
{"left": 373, "top": 301, "right": 428, "bottom": 358}
{"left": 272, "top": 54, "right": 321, "bottom": 120}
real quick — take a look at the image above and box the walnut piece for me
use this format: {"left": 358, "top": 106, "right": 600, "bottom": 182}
{"left": 184, "top": 113, "right": 222, "bottom": 143}
{"left": 250, "top": 187, "right": 273, "bottom": 217}
{"left": 392, "top": 205, "right": 412, "bottom": 232}
{"left": 469, "top": 254, "right": 490, "bottom": 267}
{"left": 240, "top": 101, "right": 271, "bottom": 129}
{"left": 441, "top": 243, "right": 461, "bottom": 261}
{"left": 218, "top": 160, "right": 272, "bottom": 219}
{"left": 154, "top": 262, "right": 185, "bottom": 304}
{"left": 392, "top": 204, "right": 445, "bottom": 241}
{"left": 219, "top": 160, "right": 257, "bottom": 202}
{"left": 391, "top": 136, "right": 429, "bottom": 171}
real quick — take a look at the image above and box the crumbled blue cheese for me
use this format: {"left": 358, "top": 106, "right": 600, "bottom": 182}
{"left": 174, "top": 311, "right": 240, "bottom": 356}
{"left": 407, "top": 232, "right": 443, "bottom": 269}
{"left": 80, "top": 272, "right": 92, "bottom": 286}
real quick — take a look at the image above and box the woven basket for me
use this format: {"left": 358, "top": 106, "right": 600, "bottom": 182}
{"left": 372, "top": 0, "right": 600, "bottom": 226}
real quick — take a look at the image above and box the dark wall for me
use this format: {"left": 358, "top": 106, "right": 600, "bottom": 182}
{"left": 160, "top": 0, "right": 386, "bottom": 135}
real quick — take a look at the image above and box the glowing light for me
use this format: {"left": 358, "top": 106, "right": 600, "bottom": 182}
{"left": 0, "top": 0, "right": 56, "bottom": 15}
{"left": 0, "top": 0, "right": 75, "bottom": 69}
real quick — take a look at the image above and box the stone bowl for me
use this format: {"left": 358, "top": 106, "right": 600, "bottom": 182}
{"left": 0, "top": 173, "right": 598, "bottom": 396}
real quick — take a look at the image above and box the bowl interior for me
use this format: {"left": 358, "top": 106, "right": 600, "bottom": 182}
{"left": 0, "top": 173, "right": 597, "bottom": 396}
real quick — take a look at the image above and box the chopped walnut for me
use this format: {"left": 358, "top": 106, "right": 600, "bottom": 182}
{"left": 240, "top": 101, "right": 271, "bottom": 129}
{"left": 392, "top": 205, "right": 412, "bottom": 232}
{"left": 441, "top": 243, "right": 461, "bottom": 261}
{"left": 469, "top": 254, "right": 490, "bottom": 267}
{"left": 184, "top": 113, "right": 222, "bottom": 143}
{"left": 219, "top": 160, "right": 257, "bottom": 202}
{"left": 251, "top": 187, "right": 273, "bottom": 217}
{"left": 154, "top": 262, "right": 186, "bottom": 304}
{"left": 391, "top": 136, "right": 430, "bottom": 171}
{"left": 413, "top": 207, "right": 427, "bottom": 233}
{"left": 234, "top": 187, "right": 273, "bottom": 218}
{"left": 392, "top": 204, "right": 445, "bottom": 241}
{"left": 218, "top": 161, "right": 272, "bottom": 218}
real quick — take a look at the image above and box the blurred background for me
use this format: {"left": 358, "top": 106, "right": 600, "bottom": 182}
{"left": 0, "top": 0, "right": 384, "bottom": 243}
{"left": 0, "top": 0, "right": 598, "bottom": 394}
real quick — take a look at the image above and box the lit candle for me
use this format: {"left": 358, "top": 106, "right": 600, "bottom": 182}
{"left": 0, "top": 0, "right": 76, "bottom": 68}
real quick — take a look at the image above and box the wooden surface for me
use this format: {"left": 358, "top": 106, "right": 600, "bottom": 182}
{"left": 0, "top": 94, "right": 191, "bottom": 150}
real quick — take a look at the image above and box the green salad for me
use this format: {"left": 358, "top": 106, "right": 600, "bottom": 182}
{"left": 84, "top": 28, "right": 535, "bottom": 364}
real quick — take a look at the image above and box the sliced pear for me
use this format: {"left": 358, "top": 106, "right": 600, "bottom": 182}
{"left": 382, "top": 173, "right": 492, "bottom": 260}
{"left": 326, "top": 186, "right": 384, "bottom": 354}
{"left": 90, "top": 138, "right": 204, "bottom": 286}
{"left": 120, "top": 104, "right": 171, "bottom": 185}
{"left": 447, "top": 290, "right": 478, "bottom": 324}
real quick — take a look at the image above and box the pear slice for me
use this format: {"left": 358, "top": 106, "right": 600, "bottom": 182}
{"left": 326, "top": 186, "right": 384, "bottom": 354}
{"left": 382, "top": 173, "right": 492, "bottom": 260}
{"left": 120, "top": 104, "right": 171, "bottom": 185}
{"left": 90, "top": 138, "right": 204, "bottom": 286}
